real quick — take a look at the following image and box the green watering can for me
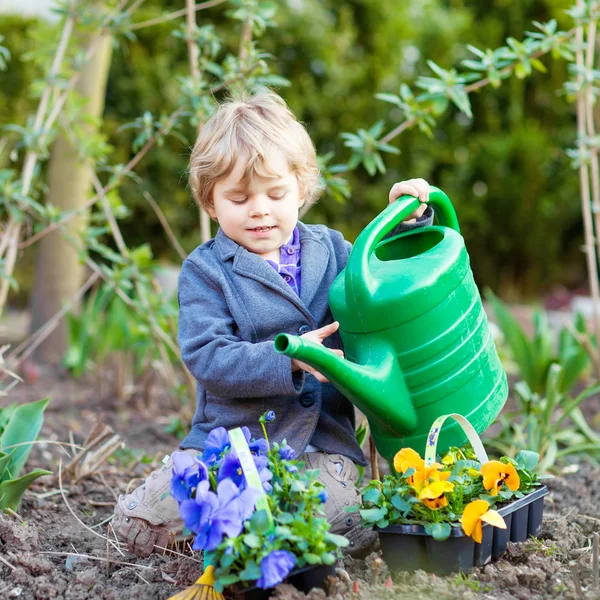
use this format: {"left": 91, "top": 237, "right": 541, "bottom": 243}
{"left": 274, "top": 186, "right": 508, "bottom": 462}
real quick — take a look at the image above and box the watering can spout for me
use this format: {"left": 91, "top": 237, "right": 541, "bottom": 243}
{"left": 274, "top": 333, "right": 418, "bottom": 436}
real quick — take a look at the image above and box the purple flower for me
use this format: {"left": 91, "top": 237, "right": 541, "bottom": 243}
{"left": 218, "top": 451, "right": 273, "bottom": 491}
{"left": 242, "top": 426, "right": 268, "bottom": 456}
{"left": 278, "top": 444, "right": 296, "bottom": 461}
{"left": 180, "top": 479, "right": 261, "bottom": 551}
{"left": 256, "top": 550, "right": 296, "bottom": 589}
{"left": 317, "top": 490, "right": 328, "bottom": 504}
{"left": 265, "top": 411, "right": 276, "bottom": 422}
{"left": 170, "top": 451, "right": 208, "bottom": 503}
{"left": 202, "top": 427, "right": 231, "bottom": 465}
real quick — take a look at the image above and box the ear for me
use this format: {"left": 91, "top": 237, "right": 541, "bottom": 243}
{"left": 206, "top": 203, "right": 217, "bottom": 219}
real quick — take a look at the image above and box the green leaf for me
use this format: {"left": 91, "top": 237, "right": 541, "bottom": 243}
{"left": 360, "top": 507, "right": 387, "bottom": 523}
{"left": 324, "top": 532, "right": 350, "bottom": 547}
{"left": 249, "top": 509, "right": 271, "bottom": 534}
{"left": 425, "top": 522, "right": 452, "bottom": 542}
{"left": 243, "top": 533, "right": 261, "bottom": 548}
{"left": 1, "top": 398, "right": 49, "bottom": 478}
{"left": 322, "top": 552, "right": 336, "bottom": 565}
{"left": 239, "top": 561, "right": 262, "bottom": 581}
{"left": 390, "top": 494, "right": 412, "bottom": 513}
{"left": 277, "top": 512, "right": 294, "bottom": 524}
{"left": 515, "top": 450, "right": 539, "bottom": 471}
{"left": 0, "top": 450, "right": 16, "bottom": 482}
{"left": 362, "top": 487, "right": 381, "bottom": 504}
{"left": 303, "top": 552, "right": 321, "bottom": 565}
{"left": 0, "top": 469, "right": 52, "bottom": 512}
{"left": 217, "top": 573, "right": 241, "bottom": 586}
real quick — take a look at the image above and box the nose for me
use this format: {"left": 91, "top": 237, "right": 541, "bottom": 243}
{"left": 248, "top": 195, "right": 271, "bottom": 218}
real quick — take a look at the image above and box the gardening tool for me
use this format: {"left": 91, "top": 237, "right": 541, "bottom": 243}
{"left": 274, "top": 187, "right": 508, "bottom": 462}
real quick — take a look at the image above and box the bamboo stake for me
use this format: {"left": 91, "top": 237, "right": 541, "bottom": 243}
{"left": 575, "top": 2, "right": 600, "bottom": 347}
{"left": 185, "top": 0, "right": 211, "bottom": 243}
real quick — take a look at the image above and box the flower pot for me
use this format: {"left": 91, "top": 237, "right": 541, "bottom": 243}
{"left": 376, "top": 486, "right": 548, "bottom": 575}
{"left": 228, "top": 564, "right": 337, "bottom": 600}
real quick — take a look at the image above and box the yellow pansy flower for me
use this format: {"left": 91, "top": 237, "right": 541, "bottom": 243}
{"left": 411, "top": 463, "right": 451, "bottom": 493}
{"left": 480, "top": 460, "right": 520, "bottom": 496}
{"left": 418, "top": 480, "right": 454, "bottom": 510}
{"left": 393, "top": 447, "right": 424, "bottom": 474}
{"left": 460, "top": 499, "right": 507, "bottom": 543}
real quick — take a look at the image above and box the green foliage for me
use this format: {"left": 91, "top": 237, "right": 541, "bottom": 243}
{"left": 0, "top": 398, "right": 52, "bottom": 511}
{"left": 64, "top": 279, "right": 177, "bottom": 378}
{"left": 485, "top": 363, "right": 600, "bottom": 471}
{"left": 487, "top": 289, "right": 590, "bottom": 394}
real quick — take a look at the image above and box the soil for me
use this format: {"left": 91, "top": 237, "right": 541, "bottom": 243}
{"left": 2, "top": 372, "right": 600, "bottom": 600}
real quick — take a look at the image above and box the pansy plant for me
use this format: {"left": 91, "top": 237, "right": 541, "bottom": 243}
{"left": 170, "top": 412, "right": 348, "bottom": 593}
{"left": 356, "top": 446, "right": 545, "bottom": 542}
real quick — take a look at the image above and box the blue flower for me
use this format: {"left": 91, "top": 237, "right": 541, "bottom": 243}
{"left": 170, "top": 451, "right": 208, "bottom": 503}
{"left": 278, "top": 444, "right": 296, "bottom": 461}
{"left": 180, "top": 479, "right": 261, "bottom": 551}
{"left": 242, "top": 426, "right": 268, "bottom": 456}
{"left": 317, "top": 490, "right": 328, "bottom": 504}
{"left": 256, "top": 550, "right": 296, "bottom": 589}
{"left": 218, "top": 451, "right": 273, "bottom": 491}
{"left": 265, "top": 411, "right": 276, "bottom": 422}
{"left": 202, "top": 427, "right": 231, "bottom": 465}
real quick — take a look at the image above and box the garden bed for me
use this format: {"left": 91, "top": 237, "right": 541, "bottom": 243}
{"left": 1, "top": 373, "right": 599, "bottom": 599}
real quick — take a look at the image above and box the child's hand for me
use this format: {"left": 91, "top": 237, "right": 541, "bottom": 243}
{"left": 388, "top": 178, "right": 430, "bottom": 222}
{"left": 291, "top": 321, "right": 344, "bottom": 383}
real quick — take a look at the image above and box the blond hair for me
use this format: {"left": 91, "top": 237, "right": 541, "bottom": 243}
{"left": 188, "top": 89, "right": 324, "bottom": 217}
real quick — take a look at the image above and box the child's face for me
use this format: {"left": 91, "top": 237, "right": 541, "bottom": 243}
{"left": 208, "top": 153, "right": 305, "bottom": 262}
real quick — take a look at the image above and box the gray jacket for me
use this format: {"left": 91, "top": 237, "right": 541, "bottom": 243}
{"left": 178, "top": 208, "right": 433, "bottom": 465}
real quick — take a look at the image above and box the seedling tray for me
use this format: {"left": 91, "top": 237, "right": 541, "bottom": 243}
{"left": 376, "top": 485, "right": 548, "bottom": 575}
{"left": 228, "top": 564, "right": 336, "bottom": 600}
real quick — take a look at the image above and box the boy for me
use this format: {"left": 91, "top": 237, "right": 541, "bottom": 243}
{"left": 113, "top": 90, "right": 432, "bottom": 558}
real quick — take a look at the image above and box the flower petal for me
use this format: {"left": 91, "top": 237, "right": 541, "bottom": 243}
{"left": 480, "top": 509, "right": 507, "bottom": 529}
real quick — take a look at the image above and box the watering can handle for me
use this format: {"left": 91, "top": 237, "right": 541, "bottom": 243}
{"left": 346, "top": 186, "right": 460, "bottom": 295}
{"left": 423, "top": 413, "right": 489, "bottom": 466}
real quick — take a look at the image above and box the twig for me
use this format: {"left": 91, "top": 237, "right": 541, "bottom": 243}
{"left": 91, "top": 515, "right": 114, "bottom": 529}
{"left": 0, "top": 555, "right": 16, "bottom": 571}
{"left": 572, "top": 565, "right": 585, "bottom": 598}
{"left": 143, "top": 191, "right": 187, "bottom": 259}
{"left": 57, "top": 460, "right": 123, "bottom": 555}
{"left": 5, "top": 508, "right": 22, "bottom": 523}
{"left": 130, "top": 0, "right": 226, "bottom": 31}
{"left": 40, "top": 551, "right": 154, "bottom": 570}
{"left": 106, "top": 524, "right": 110, "bottom": 578}
{"left": 593, "top": 532, "right": 599, "bottom": 590}
{"left": 369, "top": 434, "right": 379, "bottom": 481}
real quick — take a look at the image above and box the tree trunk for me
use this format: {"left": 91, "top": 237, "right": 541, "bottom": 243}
{"left": 29, "top": 35, "right": 113, "bottom": 364}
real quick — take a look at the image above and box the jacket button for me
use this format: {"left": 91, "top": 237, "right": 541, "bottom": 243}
{"left": 298, "top": 325, "right": 311, "bottom": 335}
{"left": 299, "top": 393, "right": 315, "bottom": 408}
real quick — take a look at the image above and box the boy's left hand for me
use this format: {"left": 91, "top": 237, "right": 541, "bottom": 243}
{"left": 388, "top": 178, "right": 430, "bottom": 222}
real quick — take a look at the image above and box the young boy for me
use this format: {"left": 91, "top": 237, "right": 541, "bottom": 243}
{"left": 113, "top": 90, "right": 432, "bottom": 558}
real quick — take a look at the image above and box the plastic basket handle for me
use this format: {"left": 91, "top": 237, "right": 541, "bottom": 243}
{"left": 228, "top": 427, "right": 274, "bottom": 530}
{"left": 423, "top": 413, "right": 489, "bottom": 467}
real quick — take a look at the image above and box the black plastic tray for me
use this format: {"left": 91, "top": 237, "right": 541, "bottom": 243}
{"left": 227, "top": 564, "right": 336, "bottom": 600}
{"left": 376, "top": 486, "right": 548, "bottom": 575}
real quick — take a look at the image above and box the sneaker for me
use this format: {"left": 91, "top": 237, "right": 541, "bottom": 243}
{"left": 112, "top": 448, "right": 199, "bottom": 557}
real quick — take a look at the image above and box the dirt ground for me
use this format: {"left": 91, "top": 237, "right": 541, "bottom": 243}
{"left": 1, "top": 372, "right": 600, "bottom": 600}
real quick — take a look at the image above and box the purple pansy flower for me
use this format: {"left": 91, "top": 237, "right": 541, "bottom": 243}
{"left": 278, "top": 444, "right": 295, "bottom": 461}
{"left": 170, "top": 451, "right": 208, "bottom": 503}
{"left": 242, "top": 426, "right": 268, "bottom": 456}
{"left": 218, "top": 452, "right": 273, "bottom": 491}
{"left": 317, "top": 490, "right": 328, "bottom": 504}
{"left": 201, "top": 427, "right": 231, "bottom": 465}
{"left": 256, "top": 550, "right": 296, "bottom": 589}
{"left": 180, "top": 479, "right": 261, "bottom": 551}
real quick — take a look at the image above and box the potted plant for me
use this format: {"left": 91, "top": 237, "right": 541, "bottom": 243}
{"left": 167, "top": 411, "right": 348, "bottom": 599}
{"left": 355, "top": 414, "right": 549, "bottom": 575}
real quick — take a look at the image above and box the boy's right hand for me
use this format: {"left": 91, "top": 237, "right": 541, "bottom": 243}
{"left": 291, "top": 321, "right": 344, "bottom": 383}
